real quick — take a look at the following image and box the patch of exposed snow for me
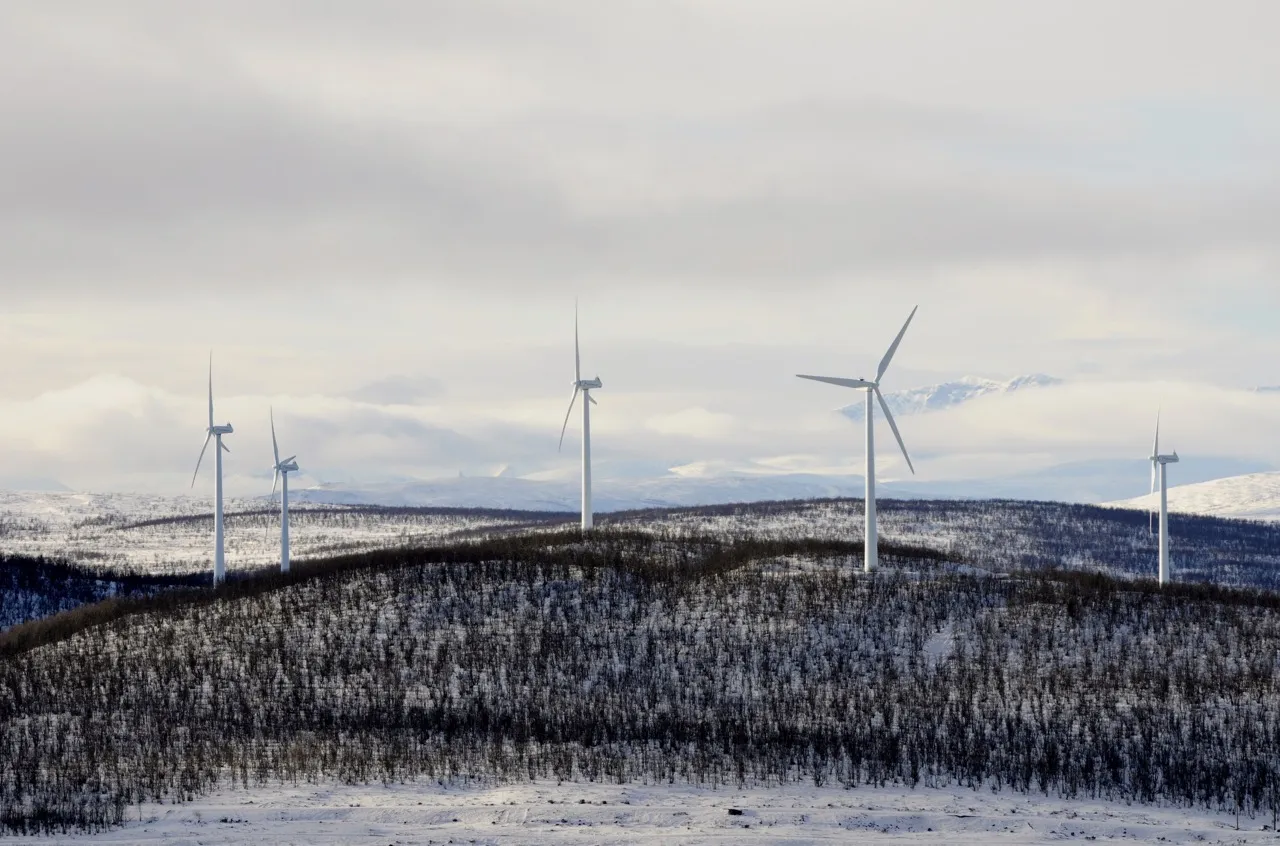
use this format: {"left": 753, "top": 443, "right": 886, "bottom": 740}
{"left": 923, "top": 623, "right": 954, "bottom": 670}
{"left": 1107, "top": 470, "right": 1280, "bottom": 521}
{"left": 11, "top": 781, "right": 1275, "bottom": 844}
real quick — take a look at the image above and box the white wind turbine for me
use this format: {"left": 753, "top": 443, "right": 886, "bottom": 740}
{"left": 558, "top": 303, "right": 603, "bottom": 531}
{"left": 1149, "top": 410, "right": 1179, "bottom": 586}
{"left": 269, "top": 408, "right": 300, "bottom": 574}
{"left": 191, "top": 355, "right": 234, "bottom": 585}
{"left": 797, "top": 306, "right": 918, "bottom": 573}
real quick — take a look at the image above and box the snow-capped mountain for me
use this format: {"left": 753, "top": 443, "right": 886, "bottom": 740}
{"left": 1108, "top": 470, "right": 1280, "bottom": 522}
{"left": 839, "top": 374, "right": 1063, "bottom": 421}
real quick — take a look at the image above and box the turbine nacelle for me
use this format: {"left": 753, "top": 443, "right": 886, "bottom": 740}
{"left": 1148, "top": 411, "right": 1181, "bottom": 550}
{"left": 794, "top": 305, "right": 919, "bottom": 476}
{"left": 796, "top": 305, "right": 920, "bottom": 574}
{"left": 560, "top": 304, "right": 604, "bottom": 451}
{"left": 194, "top": 353, "right": 230, "bottom": 584}
{"left": 269, "top": 409, "right": 301, "bottom": 493}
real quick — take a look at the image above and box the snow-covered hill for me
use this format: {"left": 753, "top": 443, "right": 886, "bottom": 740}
{"left": 839, "top": 374, "right": 1063, "bottom": 422}
{"left": 0, "top": 491, "right": 536, "bottom": 577}
{"left": 8, "top": 528, "right": 1280, "bottom": 835}
{"left": 1108, "top": 470, "right": 1280, "bottom": 521}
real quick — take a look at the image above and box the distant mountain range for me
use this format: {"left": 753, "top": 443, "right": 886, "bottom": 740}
{"left": 839, "top": 374, "right": 1063, "bottom": 421}
{"left": 294, "top": 473, "right": 871, "bottom": 513}
{"left": 294, "top": 455, "right": 1274, "bottom": 514}
{"left": 0, "top": 477, "right": 70, "bottom": 493}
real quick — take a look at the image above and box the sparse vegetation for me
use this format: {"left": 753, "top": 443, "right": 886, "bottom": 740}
{"left": 2, "top": 515, "right": 1280, "bottom": 835}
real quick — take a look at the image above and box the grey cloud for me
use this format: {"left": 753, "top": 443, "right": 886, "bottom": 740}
{"left": 0, "top": 1, "right": 1277, "bottom": 308}
{"left": 346, "top": 375, "right": 445, "bottom": 405}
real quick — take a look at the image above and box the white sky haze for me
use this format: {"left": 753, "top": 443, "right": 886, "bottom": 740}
{"left": 2, "top": 1, "right": 1279, "bottom": 495}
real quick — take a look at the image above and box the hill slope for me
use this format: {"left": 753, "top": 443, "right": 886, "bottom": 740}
{"left": 3, "top": 527, "right": 1280, "bottom": 834}
{"left": 1108, "top": 470, "right": 1280, "bottom": 521}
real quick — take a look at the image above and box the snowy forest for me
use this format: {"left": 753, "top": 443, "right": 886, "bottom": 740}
{"left": 3, "top": 502, "right": 1280, "bottom": 834}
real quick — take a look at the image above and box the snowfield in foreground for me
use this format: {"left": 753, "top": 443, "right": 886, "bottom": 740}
{"left": 12, "top": 781, "right": 1273, "bottom": 845}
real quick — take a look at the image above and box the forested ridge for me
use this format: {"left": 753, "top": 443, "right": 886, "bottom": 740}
{"left": 3, "top": 526, "right": 1280, "bottom": 835}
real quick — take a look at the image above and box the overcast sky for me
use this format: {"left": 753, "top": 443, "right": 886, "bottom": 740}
{"left": 2, "top": 1, "right": 1279, "bottom": 494}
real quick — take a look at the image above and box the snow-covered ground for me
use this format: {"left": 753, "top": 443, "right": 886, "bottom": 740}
{"left": 1108, "top": 470, "right": 1280, "bottom": 521}
{"left": 12, "top": 781, "right": 1274, "bottom": 844}
{"left": 0, "top": 491, "right": 541, "bottom": 575}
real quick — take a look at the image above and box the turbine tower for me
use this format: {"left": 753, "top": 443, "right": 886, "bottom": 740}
{"left": 191, "top": 355, "right": 234, "bottom": 585}
{"left": 797, "top": 306, "right": 918, "bottom": 573}
{"left": 558, "top": 303, "right": 602, "bottom": 531}
{"left": 1149, "top": 411, "right": 1179, "bottom": 586}
{"left": 269, "top": 408, "right": 300, "bottom": 574}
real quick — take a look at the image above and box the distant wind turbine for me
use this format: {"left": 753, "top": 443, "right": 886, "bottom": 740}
{"left": 1149, "top": 411, "right": 1179, "bottom": 586}
{"left": 269, "top": 408, "right": 300, "bottom": 574}
{"left": 558, "top": 303, "right": 602, "bottom": 531}
{"left": 797, "top": 306, "right": 918, "bottom": 573}
{"left": 191, "top": 355, "right": 233, "bottom": 585}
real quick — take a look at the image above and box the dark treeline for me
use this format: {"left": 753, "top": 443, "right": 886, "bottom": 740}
{"left": 2, "top": 530, "right": 1280, "bottom": 834}
{"left": 7, "top": 498, "right": 1280, "bottom": 635}
{"left": 0, "top": 531, "right": 923, "bottom": 659}
{"left": 615, "top": 498, "right": 1280, "bottom": 591}
{"left": 0, "top": 553, "right": 205, "bottom": 632}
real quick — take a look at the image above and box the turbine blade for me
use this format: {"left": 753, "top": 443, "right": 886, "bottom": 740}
{"left": 221, "top": 440, "right": 231, "bottom": 453}
{"left": 283, "top": 455, "right": 296, "bottom": 465}
{"left": 272, "top": 469, "right": 279, "bottom": 497}
{"left": 1153, "top": 408, "right": 1160, "bottom": 459}
{"left": 876, "top": 305, "right": 918, "bottom": 384}
{"left": 191, "top": 433, "right": 212, "bottom": 488}
{"left": 796, "top": 374, "right": 876, "bottom": 390}
{"left": 587, "top": 392, "right": 598, "bottom": 406}
{"left": 875, "top": 387, "right": 915, "bottom": 475}
{"left": 558, "top": 386, "right": 580, "bottom": 451}
{"left": 574, "top": 300, "right": 582, "bottom": 383}
{"left": 207, "top": 352, "right": 215, "bottom": 430}
{"left": 271, "top": 407, "right": 280, "bottom": 466}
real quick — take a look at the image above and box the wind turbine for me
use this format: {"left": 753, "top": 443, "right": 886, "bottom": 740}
{"left": 191, "top": 355, "right": 234, "bottom": 585}
{"left": 558, "top": 303, "right": 602, "bottom": 531}
{"left": 269, "top": 408, "right": 300, "bottom": 574}
{"left": 1149, "top": 410, "right": 1179, "bottom": 586}
{"left": 797, "top": 306, "right": 918, "bottom": 573}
